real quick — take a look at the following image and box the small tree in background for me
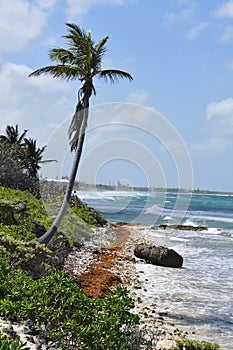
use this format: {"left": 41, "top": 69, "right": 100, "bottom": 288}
{"left": 0, "top": 124, "right": 28, "bottom": 146}
{"left": 0, "top": 125, "right": 48, "bottom": 196}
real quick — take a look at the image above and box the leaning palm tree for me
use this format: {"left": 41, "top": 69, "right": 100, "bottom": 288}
{"left": 29, "top": 23, "right": 133, "bottom": 244}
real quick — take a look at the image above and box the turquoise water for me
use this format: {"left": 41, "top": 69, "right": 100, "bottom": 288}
{"left": 77, "top": 190, "right": 233, "bottom": 349}
{"left": 78, "top": 191, "right": 233, "bottom": 232}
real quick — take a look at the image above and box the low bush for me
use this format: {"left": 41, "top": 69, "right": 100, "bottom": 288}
{"left": 169, "top": 339, "right": 221, "bottom": 350}
{"left": 0, "top": 187, "right": 50, "bottom": 240}
{"left": 0, "top": 333, "right": 29, "bottom": 350}
{"left": 0, "top": 264, "right": 139, "bottom": 349}
{"left": 70, "top": 195, "right": 107, "bottom": 227}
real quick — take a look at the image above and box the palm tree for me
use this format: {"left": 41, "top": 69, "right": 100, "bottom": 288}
{"left": 0, "top": 124, "right": 28, "bottom": 146}
{"left": 23, "top": 138, "right": 47, "bottom": 178}
{"left": 29, "top": 23, "right": 133, "bottom": 244}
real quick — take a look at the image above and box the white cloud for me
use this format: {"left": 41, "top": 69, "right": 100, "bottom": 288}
{"left": 206, "top": 98, "right": 233, "bottom": 137}
{"left": 213, "top": 0, "right": 233, "bottom": 18}
{"left": 192, "top": 98, "right": 233, "bottom": 152}
{"left": 191, "top": 137, "right": 229, "bottom": 152}
{"left": 164, "top": 0, "right": 197, "bottom": 28}
{"left": 187, "top": 22, "right": 209, "bottom": 40}
{"left": 126, "top": 90, "right": 149, "bottom": 105}
{"left": 0, "top": 62, "right": 73, "bottom": 145}
{"left": 206, "top": 98, "right": 233, "bottom": 120}
{"left": 219, "top": 25, "right": 233, "bottom": 42}
{"left": 64, "top": 0, "right": 124, "bottom": 21}
{"left": 0, "top": 0, "right": 56, "bottom": 54}
{"left": 179, "top": 0, "right": 197, "bottom": 21}
{"left": 163, "top": 0, "right": 208, "bottom": 41}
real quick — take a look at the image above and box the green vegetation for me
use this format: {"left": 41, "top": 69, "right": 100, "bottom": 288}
{"left": 0, "top": 126, "right": 222, "bottom": 349}
{"left": 0, "top": 186, "right": 51, "bottom": 240}
{"left": 0, "top": 333, "right": 29, "bottom": 350}
{"left": 0, "top": 125, "right": 48, "bottom": 197}
{"left": 0, "top": 186, "right": 222, "bottom": 349}
{"left": 169, "top": 339, "right": 221, "bottom": 350}
{"left": 0, "top": 186, "right": 103, "bottom": 276}
{"left": 70, "top": 195, "right": 107, "bottom": 227}
{"left": 0, "top": 186, "right": 142, "bottom": 349}
{"left": 0, "top": 187, "right": 53, "bottom": 274}
{"left": 0, "top": 260, "right": 139, "bottom": 349}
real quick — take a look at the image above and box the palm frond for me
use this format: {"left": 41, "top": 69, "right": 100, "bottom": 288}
{"left": 50, "top": 46, "right": 90, "bottom": 70}
{"left": 95, "top": 36, "right": 109, "bottom": 55}
{"left": 40, "top": 159, "right": 57, "bottom": 163}
{"left": 68, "top": 101, "right": 85, "bottom": 151}
{"left": 29, "top": 65, "right": 85, "bottom": 81}
{"left": 18, "top": 129, "right": 28, "bottom": 144}
{"left": 37, "top": 145, "right": 47, "bottom": 156}
{"left": 64, "top": 23, "right": 89, "bottom": 52}
{"left": 49, "top": 47, "right": 75, "bottom": 64}
{"left": 88, "top": 36, "right": 108, "bottom": 71}
{"left": 98, "top": 69, "right": 133, "bottom": 83}
{"left": 6, "top": 125, "right": 18, "bottom": 142}
{"left": 0, "top": 124, "right": 28, "bottom": 145}
{"left": 65, "top": 23, "right": 86, "bottom": 40}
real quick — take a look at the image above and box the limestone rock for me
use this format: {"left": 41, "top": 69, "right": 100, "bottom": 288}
{"left": 156, "top": 339, "right": 176, "bottom": 349}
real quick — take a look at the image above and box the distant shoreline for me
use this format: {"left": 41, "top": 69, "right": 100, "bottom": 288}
{"left": 76, "top": 184, "right": 233, "bottom": 196}
{"left": 41, "top": 179, "right": 233, "bottom": 196}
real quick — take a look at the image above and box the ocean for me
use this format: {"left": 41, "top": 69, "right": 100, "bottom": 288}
{"left": 77, "top": 190, "right": 233, "bottom": 349}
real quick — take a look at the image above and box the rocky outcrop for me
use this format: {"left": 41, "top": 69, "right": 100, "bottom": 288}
{"left": 134, "top": 243, "right": 183, "bottom": 268}
{"left": 156, "top": 224, "right": 207, "bottom": 231}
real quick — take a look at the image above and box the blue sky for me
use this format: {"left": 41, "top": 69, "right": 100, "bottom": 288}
{"left": 1, "top": 0, "right": 233, "bottom": 192}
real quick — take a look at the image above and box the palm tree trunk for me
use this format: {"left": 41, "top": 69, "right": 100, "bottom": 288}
{"left": 38, "top": 103, "right": 89, "bottom": 244}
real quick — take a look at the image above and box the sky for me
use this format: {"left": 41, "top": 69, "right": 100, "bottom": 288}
{"left": 1, "top": 0, "right": 233, "bottom": 192}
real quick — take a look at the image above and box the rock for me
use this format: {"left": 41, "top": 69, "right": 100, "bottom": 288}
{"left": 156, "top": 224, "right": 207, "bottom": 231}
{"left": 134, "top": 243, "right": 183, "bottom": 268}
{"left": 156, "top": 339, "right": 175, "bottom": 349}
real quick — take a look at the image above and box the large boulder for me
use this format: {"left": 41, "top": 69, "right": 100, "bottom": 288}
{"left": 134, "top": 243, "right": 183, "bottom": 268}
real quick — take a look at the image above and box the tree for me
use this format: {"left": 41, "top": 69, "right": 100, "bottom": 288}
{"left": 0, "top": 125, "right": 50, "bottom": 196}
{"left": 0, "top": 125, "right": 31, "bottom": 191}
{"left": 0, "top": 142, "right": 33, "bottom": 191}
{"left": 0, "top": 124, "right": 28, "bottom": 146}
{"left": 24, "top": 138, "right": 47, "bottom": 178}
{"left": 29, "top": 23, "right": 133, "bottom": 244}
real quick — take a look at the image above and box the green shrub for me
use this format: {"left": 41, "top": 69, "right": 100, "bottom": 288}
{"left": 0, "top": 187, "right": 51, "bottom": 240}
{"left": 0, "top": 269, "right": 139, "bottom": 349}
{"left": 0, "top": 333, "right": 29, "bottom": 350}
{"left": 58, "top": 210, "right": 91, "bottom": 245}
{"left": 0, "top": 233, "right": 52, "bottom": 276}
{"left": 0, "top": 259, "right": 11, "bottom": 299}
{"left": 169, "top": 339, "right": 221, "bottom": 350}
{"left": 70, "top": 195, "right": 107, "bottom": 227}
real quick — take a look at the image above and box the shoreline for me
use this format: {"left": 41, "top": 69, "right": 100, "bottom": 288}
{"left": 65, "top": 223, "right": 189, "bottom": 348}
{"left": 0, "top": 223, "right": 222, "bottom": 349}
{"left": 111, "top": 224, "right": 188, "bottom": 349}
{"left": 113, "top": 224, "right": 232, "bottom": 350}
